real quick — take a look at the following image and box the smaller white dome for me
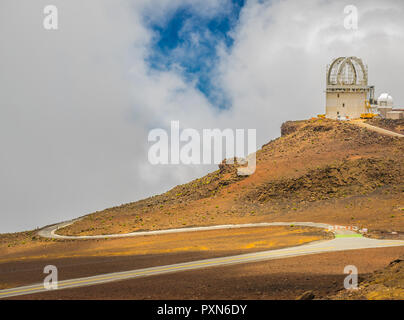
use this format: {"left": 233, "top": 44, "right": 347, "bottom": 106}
{"left": 378, "top": 93, "right": 394, "bottom": 107}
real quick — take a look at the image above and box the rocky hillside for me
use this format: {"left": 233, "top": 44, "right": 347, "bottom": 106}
{"left": 244, "top": 158, "right": 402, "bottom": 203}
{"left": 331, "top": 255, "right": 404, "bottom": 300}
{"left": 366, "top": 118, "right": 404, "bottom": 135}
{"left": 58, "top": 118, "right": 404, "bottom": 236}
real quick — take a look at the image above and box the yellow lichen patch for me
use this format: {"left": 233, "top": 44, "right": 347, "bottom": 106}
{"left": 366, "top": 288, "right": 404, "bottom": 300}
{"left": 298, "top": 237, "right": 319, "bottom": 244}
{"left": 242, "top": 240, "right": 275, "bottom": 249}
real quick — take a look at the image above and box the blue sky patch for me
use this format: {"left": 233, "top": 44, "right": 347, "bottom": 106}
{"left": 146, "top": 0, "right": 245, "bottom": 109}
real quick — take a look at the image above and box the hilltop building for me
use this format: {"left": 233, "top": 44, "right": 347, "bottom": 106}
{"left": 325, "top": 57, "right": 403, "bottom": 120}
{"left": 325, "top": 57, "right": 375, "bottom": 120}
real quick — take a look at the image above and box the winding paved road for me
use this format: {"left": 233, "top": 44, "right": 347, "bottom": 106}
{"left": 38, "top": 220, "right": 351, "bottom": 240}
{"left": 1, "top": 221, "right": 403, "bottom": 298}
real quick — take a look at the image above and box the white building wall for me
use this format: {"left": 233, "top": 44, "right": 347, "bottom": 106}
{"left": 326, "top": 92, "right": 367, "bottom": 119}
{"left": 386, "top": 111, "right": 404, "bottom": 120}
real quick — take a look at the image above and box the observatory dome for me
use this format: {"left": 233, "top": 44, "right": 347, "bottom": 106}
{"left": 327, "top": 57, "right": 368, "bottom": 86}
{"left": 378, "top": 93, "right": 394, "bottom": 107}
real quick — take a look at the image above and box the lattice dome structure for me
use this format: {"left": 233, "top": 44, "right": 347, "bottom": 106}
{"left": 327, "top": 57, "right": 368, "bottom": 87}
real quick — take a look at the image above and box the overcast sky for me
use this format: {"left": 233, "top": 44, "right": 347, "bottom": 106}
{"left": 1, "top": 0, "right": 403, "bottom": 233}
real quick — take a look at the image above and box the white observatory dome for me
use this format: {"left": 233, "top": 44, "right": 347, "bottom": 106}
{"left": 378, "top": 93, "right": 394, "bottom": 107}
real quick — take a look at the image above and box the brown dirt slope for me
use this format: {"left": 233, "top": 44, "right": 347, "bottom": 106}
{"left": 244, "top": 158, "right": 402, "bottom": 203}
{"left": 331, "top": 255, "right": 404, "bottom": 300}
{"left": 365, "top": 118, "right": 404, "bottom": 135}
{"left": 55, "top": 118, "right": 404, "bottom": 237}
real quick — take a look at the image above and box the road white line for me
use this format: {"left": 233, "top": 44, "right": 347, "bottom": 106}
{"left": 38, "top": 221, "right": 348, "bottom": 240}
{"left": 1, "top": 235, "right": 403, "bottom": 298}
